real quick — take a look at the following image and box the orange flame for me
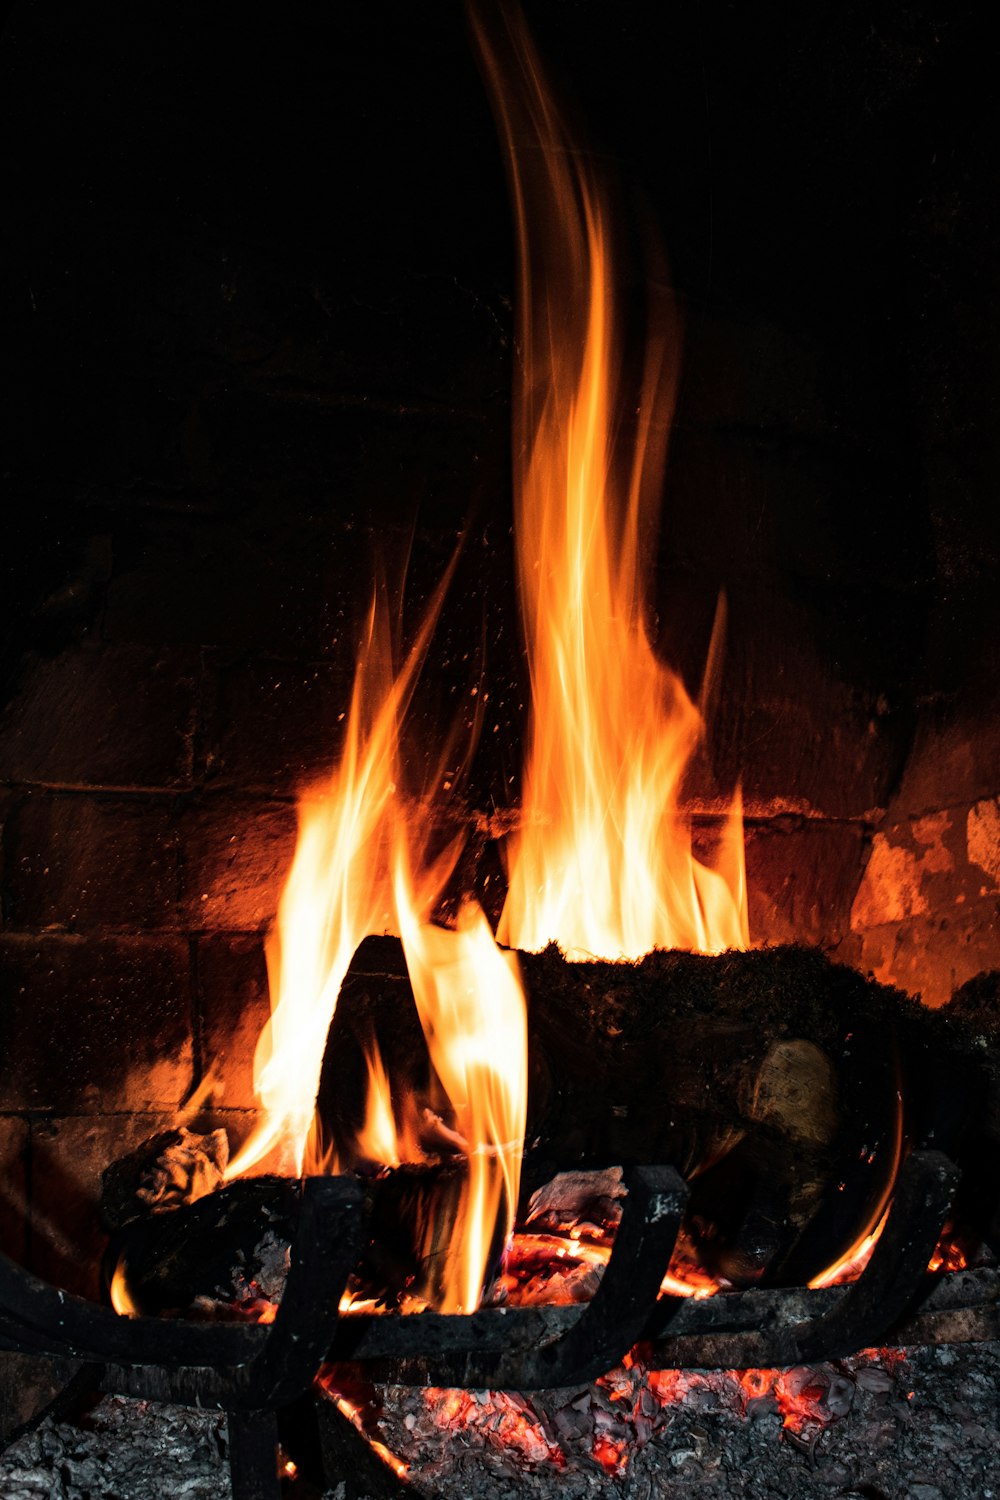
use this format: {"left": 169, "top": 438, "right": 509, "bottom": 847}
{"left": 225, "top": 564, "right": 528, "bottom": 1315}
{"left": 226, "top": 572, "right": 456, "bottom": 1179}
{"left": 352, "top": 1042, "right": 427, "bottom": 1170}
{"left": 109, "top": 1257, "right": 139, "bottom": 1319}
{"left": 396, "top": 849, "right": 527, "bottom": 1312}
{"left": 474, "top": 7, "right": 748, "bottom": 962}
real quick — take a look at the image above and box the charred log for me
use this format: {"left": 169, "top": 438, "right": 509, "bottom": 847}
{"left": 315, "top": 938, "right": 992, "bottom": 1285}
{"left": 102, "top": 1163, "right": 484, "bottom": 1318}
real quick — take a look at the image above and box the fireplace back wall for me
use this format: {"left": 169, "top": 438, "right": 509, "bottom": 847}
{"left": 1, "top": 2, "right": 998, "bottom": 1297}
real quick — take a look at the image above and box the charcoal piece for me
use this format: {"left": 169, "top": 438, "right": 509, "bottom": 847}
{"left": 101, "top": 1127, "right": 229, "bottom": 1232}
{"left": 103, "top": 1177, "right": 300, "bottom": 1318}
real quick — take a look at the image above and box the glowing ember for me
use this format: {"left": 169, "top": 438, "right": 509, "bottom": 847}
{"left": 423, "top": 1387, "right": 565, "bottom": 1469}
{"left": 474, "top": 7, "right": 748, "bottom": 963}
{"left": 927, "top": 1222, "right": 971, "bottom": 1274}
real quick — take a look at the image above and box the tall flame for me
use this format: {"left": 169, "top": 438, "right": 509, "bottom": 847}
{"left": 474, "top": 7, "right": 748, "bottom": 961}
{"left": 226, "top": 585, "right": 425, "bottom": 1177}
{"left": 230, "top": 5, "right": 748, "bottom": 1316}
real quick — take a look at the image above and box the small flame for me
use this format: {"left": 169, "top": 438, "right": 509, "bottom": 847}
{"left": 109, "top": 1258, "right": 139, "bottom": 1319}
{"left": 809, "top": 1091, "right": 905, "bottom": 1290}
{"left": 474, "top": 8, "right": 748, "bottom": 963}
{"left": 356, "top": 1044, "right": 403, "bottom": 1168}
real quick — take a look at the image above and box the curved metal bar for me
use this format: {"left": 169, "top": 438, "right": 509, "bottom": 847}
{"left": 241, "top": 1175, "right": 365, "bottom": 1407}
{"left": 790, "top": 1148, "right": 959, "bottom": 1364}
{"left": 496, "top": 1165, "right": 687, "bottom": 1388}
{"left": 345, "top": 1165, "right": 688, "bottom": 1389}
{"left": 0, "top": 1248, "right": 263, "bottom": 1367}
{"left": 646, "top": 1149, "right": 960, "bottom": 1370}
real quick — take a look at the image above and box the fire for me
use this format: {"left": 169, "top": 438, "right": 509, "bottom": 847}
{"left": 473, "top": 8, "right": 748, "bottom": 963}
{"left": 224, "top": 566, "right": 528, "bottom": 1315}
{"left": 225, "top": 564, "right": 469, "bottom": 1180}
{"left": 396, "top": 861, "right": 528, "bottom": 1313}
{"left": 109, "top": 1257, "right": 139, "bottom": 1319}
{"left": 355, "top": 1044, "right": 404, "bottom": 1169}
{"left": 808, "top": 1087, "right": 904, "bottom": 1289}
{"left": 227, "top": 4, "right": 762, "bottom": 1329}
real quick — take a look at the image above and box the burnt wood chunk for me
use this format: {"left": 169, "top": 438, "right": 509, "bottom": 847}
{"left": 317, "top": 939, "right": 992, "bottom": 1286}
{"left": 102, "top": 1177, "right": 300, "bottom": 1318}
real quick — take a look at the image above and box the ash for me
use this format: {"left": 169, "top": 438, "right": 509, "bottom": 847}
{"left": 374, "top": 1341, "right": 1000, "bottom": 1500}
{"left": 2, "top": 1345, "right": 999, "bottom": 1499}
{"left": 0, "top": 1395, "right": 227, "bottom": 1500}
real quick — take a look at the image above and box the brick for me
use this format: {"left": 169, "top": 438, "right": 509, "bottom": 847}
{"left": 847, "top": 803, "right": 1000, "bottom": 1006}
{"left": 186, "top": 391, "right": 494, "bottom": 527}
{"left": 4, "top": 792, "right": 180, "bottom": 932}
{"left": 0, "top": 1115, "right": 29, "bottom": 1266}
{"left": 677, "top": 309, "right": 847, "bottom": 443}
{"left": 893, "top": 709, "right": 1000, "bottom": 818}
{"left": 180, "top": 795, "right": 296, "bottom": 931}
{"left": 0, "top": 936, "right": 192, "bottom": 1112}
{"left": 221, "top": 263, "right": 509, "bottom": 414}
{"left": 196, "top": 935, "right": 271, "bottom": 1110}
{"left": 204, "top": 659, "right": 352, "bottom": 794}
{"left": 847, "top": 900, "right": 1000, "bottom": 1010}
{"left": 742, "top": 818, "right": 868, "bottom": 951}
{"left": 668, "top": 583, "right": 915, "bottom": 822}
{"left": 0, "top": 645, "right": 196, "bottom": 788}
{"left": 660, "top": 431, "right": 927, "bottom": 598}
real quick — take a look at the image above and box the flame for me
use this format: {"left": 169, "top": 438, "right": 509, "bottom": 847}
{"left": 225, "top": 561, "right": 527, "bottom": 1317}
{"left": 396, "top": 850, "right": 528, "bottom": 1313}
{"left": 355, "top": 1044, "right": 403, "bottom": 1168}
{"left": 226, "top": 569, "right": 455, "bottom": 1179}
{"left": 808, "top": 1089, "right": 905, "bottom": 1290}
{"left": 473, "top": 8, "right": 748, "bottom": 962}
{"left": 109, "top": 1257, "right": 139, "bottom": 1319}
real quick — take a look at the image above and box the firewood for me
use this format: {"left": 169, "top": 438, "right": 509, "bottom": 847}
{"left": 316, "top": 938, "right": 994, "bottom": 1284}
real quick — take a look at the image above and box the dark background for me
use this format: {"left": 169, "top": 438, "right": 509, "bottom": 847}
{"left": 1, "top": 1, "right": 998, "bottom": 812}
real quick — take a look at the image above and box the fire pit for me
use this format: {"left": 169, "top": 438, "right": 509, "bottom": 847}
{"left": 2, "top": 3, "right": 999, "bottom": 1499}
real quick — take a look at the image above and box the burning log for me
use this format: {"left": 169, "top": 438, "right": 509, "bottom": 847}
{"left": 315, "top": 937, "right": 992, "bottom": 1286}
{"left": 101, "top": 1157, "right": 482, "bottom": 1320}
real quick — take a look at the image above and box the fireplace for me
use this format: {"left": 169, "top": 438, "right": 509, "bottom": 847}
{"left": 2, "top": 1, "right": 999, "bottom": 1495}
